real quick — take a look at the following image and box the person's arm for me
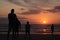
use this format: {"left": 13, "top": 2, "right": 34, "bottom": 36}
{"left": 19, "top": 22, "right": 21, "bottom": 32}
{"left": 8, "top": 14, "right": 10, "bottom": 24}
{"left": 29, "top": 24, "right": 31, "bottom": 30}
{"left": 14, "top": 14, "right": 18, "bottom": 20}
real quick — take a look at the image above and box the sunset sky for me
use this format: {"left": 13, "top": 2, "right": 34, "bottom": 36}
{"left": 0, "top": 0, "right": 60, "bottom": 24}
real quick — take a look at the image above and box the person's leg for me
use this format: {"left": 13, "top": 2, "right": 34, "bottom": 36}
{"left": 17, "top": 27, "right": 19, "bottom": 36}
{"left": 51, "top": 29, "right": 53, "bottom": 35}
{"left": 28, "top": 31, "right": 30, "bottom": 36}
{"left": 14, "top": 28, "right": 19, "bottom": 37}
{"left": 25, "top": 31, "right": 27, "bottom": 40}
{"left": 7, "top": 26, "right": 11, "bottom": 39}
{"left": 14, "top": 30, "right": 16, "bottom": 37}
{"left": 28, "top": 31, "right": 30, "bottom": 40}
{"left": 51, "top": 29, "right": 52, "bottom": 33}
{"left": 16, "top": 29, "right": 19, "bottom": 38}
{"left": 12, "top": 28, "right": 15, "bottom": 40}
{"left": 26, "top": 31, "right": 27, "bottom": 36}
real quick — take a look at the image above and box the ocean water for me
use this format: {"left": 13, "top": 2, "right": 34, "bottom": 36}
{"left": 0, "top": 24, "right": 60, "bottom": 34}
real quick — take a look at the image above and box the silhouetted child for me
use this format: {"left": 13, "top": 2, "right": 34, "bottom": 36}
{"left": 51, "top": 24, "right": 54, "bottom": 34}
{"left": 15, "top": 19, "right": 21, "bottom": 37}
{"left": 7, "top": 9, "right": 20, "bottom": 40}
{"left": 25, "top": 21, "right": 30, "bottom": 40}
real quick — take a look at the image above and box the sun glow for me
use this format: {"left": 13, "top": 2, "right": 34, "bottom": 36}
{"left": 43, "top": 20, "right": 46, "bottom": 24}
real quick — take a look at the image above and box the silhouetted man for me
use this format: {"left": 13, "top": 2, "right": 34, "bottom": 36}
{"left": 7, "top": 9, "right": 20, "bottom": 40}
{"left": 51, "top": 24, "right": 54, "bottom": 34}
{"left": 25, "top": 21, "right": 30, "bottom": 40}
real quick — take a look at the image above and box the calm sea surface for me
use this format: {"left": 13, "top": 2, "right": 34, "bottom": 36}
{"left": 0, "top": 24, "right": 60, "bottom": 34}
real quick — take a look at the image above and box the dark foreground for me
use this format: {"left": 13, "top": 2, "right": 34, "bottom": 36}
{"left": 0, "top": 34, "right": 60, "bottom": 40}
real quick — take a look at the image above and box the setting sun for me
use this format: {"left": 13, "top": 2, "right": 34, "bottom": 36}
{"left": 43, "top": 21, "right": 46, "bottom": 24}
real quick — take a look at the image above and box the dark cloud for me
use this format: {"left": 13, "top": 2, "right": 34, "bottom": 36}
{"left": 54, "top": 6, "right": 60, "bottom": 10}
{"left": 46, "top": 6, "right": 60, "bottom": 13}
{"left": 21, "top": 9, "right": 40, "bottom": 15}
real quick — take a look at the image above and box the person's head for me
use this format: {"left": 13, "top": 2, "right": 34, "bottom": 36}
{"left": 52, "top": 24, "right": 53, "bottom": 25}
{"left": 27, "top": 21, "right": 29, "bottom": 24}
{"left": 11, "top": 9, "right": 14, "bottom": 13}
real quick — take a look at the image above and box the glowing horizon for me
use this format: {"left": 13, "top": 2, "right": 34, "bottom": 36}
{"left": 0, "top": 0, "right": 60, "bottom": 24}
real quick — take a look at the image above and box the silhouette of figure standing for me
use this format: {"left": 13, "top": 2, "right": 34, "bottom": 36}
{"left": 7, "top": 9, "right": 20, "bottom": 40}
{"left": 25, "top": 21, "right": 30, "bottom": 40}
{"left": 15, "top": 18, "right": 21, "bottom": 37}
{"left": 51, "top": 24, "right": 54, "bottom": 34}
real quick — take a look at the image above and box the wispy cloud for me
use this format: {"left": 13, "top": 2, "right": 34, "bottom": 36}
{"left": 7, "top": 0, "right": 60, "bottom": 13}
{"left": 21, "top": 9, "right": 40, "bottom": 15}
{"left": 7, "top": 0, "right": 49, "bottom": 9}
{"left": 46, "top": 6, "right": 60, "bottom": 13}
